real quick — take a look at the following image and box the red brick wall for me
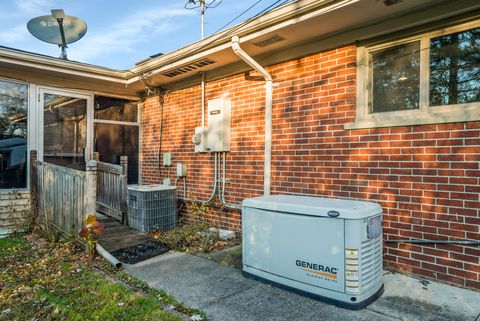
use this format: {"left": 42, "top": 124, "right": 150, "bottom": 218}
{"left": 141, "top": 44, "right": 480, "bottom": 290}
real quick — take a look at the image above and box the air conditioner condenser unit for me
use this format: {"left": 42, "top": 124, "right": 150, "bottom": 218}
{"left": 242, "top": 195, "right": 383, "bottom": 309}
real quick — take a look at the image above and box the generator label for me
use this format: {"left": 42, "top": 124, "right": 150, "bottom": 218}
{"left": 296, "top": 260, "right": 338, "bottom": 282}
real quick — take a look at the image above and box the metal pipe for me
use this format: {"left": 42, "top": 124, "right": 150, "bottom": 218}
{"left": 231, "top": 35, "right": 273, "bottom": 196}
{"left": 201, "top": 72, "right": 206, "bottom": 127}
{"left": 220, "top": 152, "right": 242, "bottom": 210}
{"left": 385, "top": 239, "right": 480, "bottom": 245}
{"left": 95, "top": 243, "right": 123, "bottom": 269}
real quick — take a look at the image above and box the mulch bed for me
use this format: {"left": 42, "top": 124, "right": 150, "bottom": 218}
{"left": 110, "top": 239, "right": 169, "bottom": 264}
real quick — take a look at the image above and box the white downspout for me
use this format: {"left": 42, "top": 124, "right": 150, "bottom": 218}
{"left": 231, "top": 35, "right": 273, "bottom": 196}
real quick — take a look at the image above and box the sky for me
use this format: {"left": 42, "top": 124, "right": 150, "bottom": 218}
{"left": 0, "top": 0, "right": 287, "bottom": 70}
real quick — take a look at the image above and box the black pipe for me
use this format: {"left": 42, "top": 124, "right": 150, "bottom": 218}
{"left": 385, "top": 239, "right": 480, "bottom": 245}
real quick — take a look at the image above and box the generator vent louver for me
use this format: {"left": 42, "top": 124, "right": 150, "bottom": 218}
{"left": 162, "top": 58, "right": 215, "bottom": 78}
{"left": 360, "top": 237, "right": 383, "bottom": 290}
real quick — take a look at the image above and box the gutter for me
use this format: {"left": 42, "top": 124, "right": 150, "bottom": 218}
{"left": 231, "top": 35, "right": 273, "bottom": 196}
{"left": 126, "top": 0, "right": 346, "bottom": 84}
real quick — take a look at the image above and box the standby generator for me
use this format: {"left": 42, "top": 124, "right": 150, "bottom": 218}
{"left": 242, "top": 195, "right": 384, "bottom": 309}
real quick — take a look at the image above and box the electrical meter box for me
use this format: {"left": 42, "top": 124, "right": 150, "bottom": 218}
{"left": 242, "top": 195, "right": 384, "bottom": 309}
{"left": 207, "top": 98, "right": 231, "bottom": 152}
{"left": 193, "top": 126, "right": 207, "bottom": 153}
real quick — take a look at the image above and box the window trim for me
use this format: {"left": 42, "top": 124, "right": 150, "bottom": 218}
{"left": 346, "top": 20, "right": 480, "bottom": 130}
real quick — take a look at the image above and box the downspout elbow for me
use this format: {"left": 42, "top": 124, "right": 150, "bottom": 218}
{"left": 231, "top": 35, "right": 273, "bottom": 196}
{"left": 231, "top": 36, "right": 273, "bottom": 83}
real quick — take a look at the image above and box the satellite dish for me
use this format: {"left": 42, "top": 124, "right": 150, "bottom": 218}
{"left": 27, "top": 9, "right": 87, "bottom": 60}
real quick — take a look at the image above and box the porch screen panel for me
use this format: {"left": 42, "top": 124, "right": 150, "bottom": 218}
{"left": 43, "top": 94, "right": 87, "bottom": 170}
{"left": 94, "top": 95, "right": 139, "bottom": 184}
{"left": 94, "top": 123, "right": 139, "bottom": 184}
{"left": 0, "top": 80, "right": 27, "bottom": 189}
{"left": 94, "top": 96, "right": 138, "bottom": 122}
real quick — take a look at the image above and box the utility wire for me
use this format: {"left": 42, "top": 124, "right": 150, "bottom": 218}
{"left": 185, "top": 0, "right": 223, "bottom": 10}
{"left": 214, "top": 0, "right": 264, "bottom": 34}
{"left": 131, "top": 0, "right": 294, "bottom": 80}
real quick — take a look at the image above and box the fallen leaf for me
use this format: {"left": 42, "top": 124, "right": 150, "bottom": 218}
{"left": 1, "top": 308, "right": 11, "bottom": 315}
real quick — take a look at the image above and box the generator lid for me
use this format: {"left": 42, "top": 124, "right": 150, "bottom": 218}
{"left": 242, "top": 195, "right": 381, "bottom": 219}
{"left": 127, "top": 184, "right": 177, "bottom": 192}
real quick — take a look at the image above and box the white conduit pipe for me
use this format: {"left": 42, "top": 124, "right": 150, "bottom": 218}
{"left": 96, "top": 243, "right": 123, "bottom": 269}
{"left": 231, "top": 35, "right": 273, "bottom": 196}
{"left": 201, "top": 72, "right": 206, "bottom": 127}
{"left": 181, "top": 153, "right": 218, "bottom": 204}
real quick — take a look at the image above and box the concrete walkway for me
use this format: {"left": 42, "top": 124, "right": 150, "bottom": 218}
{"left": 126, "top": 249, "right": 480, "bottom": 321}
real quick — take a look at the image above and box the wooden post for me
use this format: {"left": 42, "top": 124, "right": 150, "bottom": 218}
{"left": 85, "top": 160, "right": 97, "bottom": 220}
{"left": 29, "top": 150, "right": 38, "bottom": 220}
{"left": 93, "top": 152, "right": 100, "bottom": 162}
{"left": 120, "top": 156, "right": 128, "bottom": 224}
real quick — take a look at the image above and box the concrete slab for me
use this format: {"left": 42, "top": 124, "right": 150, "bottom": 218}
{"left": 369, "top": 272, "right": 480, "bottom": 321}
{"left": 126, "top": 251, "right": 480, "bottom": 321}
{"left": 128, "top": 252, "right": 257, "bottom": 308}
{"left": 203, "top": 281, "right": 395, "bottom": 321}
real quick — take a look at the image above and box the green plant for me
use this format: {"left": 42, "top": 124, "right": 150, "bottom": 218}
{"left": 79, "top": 215, "right": 105, "bottom": 254}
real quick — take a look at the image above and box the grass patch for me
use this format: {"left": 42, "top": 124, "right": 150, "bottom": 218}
{"left": 0, "top": 234, "right": 28, "bottom": 256}
{"left": 0, "top": 234, "right": 203, "bottom": 321}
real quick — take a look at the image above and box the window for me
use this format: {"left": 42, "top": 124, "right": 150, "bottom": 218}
{"left": 0, "top": 80, "right": 28, "bottom": 189}
{"left": 93, "top": 96, "right": 140, "bottom": 184}
{"left": 348, "top": 22, "right": 480, "bottom": 129}
{"left": 429, "top": 28, "right": 480, "bottom": 106}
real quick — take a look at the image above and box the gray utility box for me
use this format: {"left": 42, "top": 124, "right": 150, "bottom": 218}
{"left": 242, "top": 195, "right": 383, "bottom": 309}
{"left": 128, "top": 185, "right": 177, "bottom": 233}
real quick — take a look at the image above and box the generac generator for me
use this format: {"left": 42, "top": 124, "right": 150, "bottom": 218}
{"left": 242, "top": 195, "right": 384, "bottom": 309}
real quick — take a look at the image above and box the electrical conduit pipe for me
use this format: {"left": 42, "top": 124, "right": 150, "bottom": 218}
{"left": 231, "top": 35, "right": 273, "bottom": 197}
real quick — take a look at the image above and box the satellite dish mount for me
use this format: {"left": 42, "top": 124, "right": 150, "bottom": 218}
{"left": 51, "top": 9, "right": 68, "bottom": 59}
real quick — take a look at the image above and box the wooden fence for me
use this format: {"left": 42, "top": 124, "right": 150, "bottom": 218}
{"left": 31, "top": 150, "right": 128, "bottom": 235}
{"left": 33, "top": 158, "right": 89, "bottom": 234}
{"left": 94, "top": 153, "right": 128, "bottom": 223}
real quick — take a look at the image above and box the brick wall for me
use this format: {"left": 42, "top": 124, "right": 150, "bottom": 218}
{"left": 0, "top": 191, "right": 30, "bottom": 236}
{"left": 141, "top": 45, "right": 480, "bottom": 290}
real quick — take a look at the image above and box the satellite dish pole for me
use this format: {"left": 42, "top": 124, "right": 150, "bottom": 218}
{"left": 51, "top": 9, "right": 68, "bottom": 59}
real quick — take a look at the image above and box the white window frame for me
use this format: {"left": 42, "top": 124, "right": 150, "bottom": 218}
{"left": 346, "top": 20, "right": 480, "bottom": 129}
{"left": 38, "top": 86, "right": 94, "bottom": 163}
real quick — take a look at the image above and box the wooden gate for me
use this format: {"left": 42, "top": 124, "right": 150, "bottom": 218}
{"left": 33, "top": 159, "right": 88, "bottom": 234}
{"left": 31, "top": 150, "right": 129, "bottom": 236}
{"left": 95, "top": 155, "right": 128, "bottom": 223}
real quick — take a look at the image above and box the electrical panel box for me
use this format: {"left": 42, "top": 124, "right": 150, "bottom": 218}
{"left": 193, "top": 126, "right": 207, "bottom": 153}
{"left": 207, "top": 98, "right": 231, "bottom": 152}
{"left": 162, "top": 152, "right": 172, "bottom": 166}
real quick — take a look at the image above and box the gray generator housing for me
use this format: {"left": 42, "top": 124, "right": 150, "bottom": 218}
{"left": 242, "top": 195, "right": 383, "bottom": 309}
{"left": 128, "top": 185, "right": 177, "bottom": 233}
